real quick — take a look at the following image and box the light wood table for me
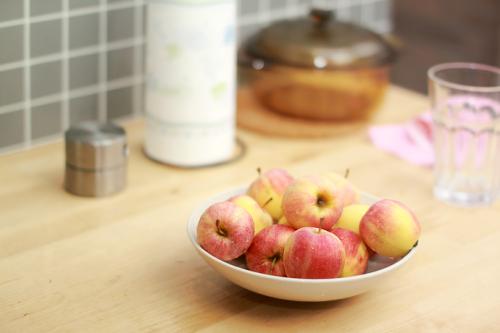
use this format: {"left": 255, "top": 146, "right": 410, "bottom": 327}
{"left": 1, "top": 86, "right": 499, "bottom": 332}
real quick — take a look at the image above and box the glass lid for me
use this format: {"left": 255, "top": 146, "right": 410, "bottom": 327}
{"left": 245, "top": 9, "right": 397, "bottom": 70}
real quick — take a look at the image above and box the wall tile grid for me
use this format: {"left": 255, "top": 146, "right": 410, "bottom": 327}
{"left": 0, "top": 0, "right": 391, "bottom": 153}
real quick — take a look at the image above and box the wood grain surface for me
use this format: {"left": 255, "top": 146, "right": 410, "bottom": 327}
{"left": 1, "top": 86, "right": 499, "bottom": 332}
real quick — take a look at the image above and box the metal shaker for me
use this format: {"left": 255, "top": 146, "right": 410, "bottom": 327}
{"left": 64, "top": 122, "right": 127, "bottom": 197}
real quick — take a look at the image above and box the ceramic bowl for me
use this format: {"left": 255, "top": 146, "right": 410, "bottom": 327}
{"left": 187, "top": 187, "right": 417, "bottom": 302}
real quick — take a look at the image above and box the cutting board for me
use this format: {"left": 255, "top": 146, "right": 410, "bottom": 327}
{"left": 236, "top": 87, "right": 369, "bottom": 138}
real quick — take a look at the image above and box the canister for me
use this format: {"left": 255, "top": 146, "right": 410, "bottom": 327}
{"left": 64, "top": 122, "right": 127, "bottom": 197}
{"left": 144, "top": 0, "right": 237, "bottom": 167}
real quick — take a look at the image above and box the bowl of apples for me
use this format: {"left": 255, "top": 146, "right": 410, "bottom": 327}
{"left": 187, "top": 169, "right": 420, "bottom": 302}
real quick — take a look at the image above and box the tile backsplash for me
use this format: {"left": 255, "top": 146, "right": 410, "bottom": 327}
{"left": 0, "top": 0, "right": 391, "bottom": 153}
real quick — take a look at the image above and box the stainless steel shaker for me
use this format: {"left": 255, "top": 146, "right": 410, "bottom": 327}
{"left": 64, "top": 122, "right": 127, "bottom": 197}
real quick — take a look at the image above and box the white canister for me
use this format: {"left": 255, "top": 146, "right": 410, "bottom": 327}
{"left": 145, "top": 0, "right": 236, "bottom": 167}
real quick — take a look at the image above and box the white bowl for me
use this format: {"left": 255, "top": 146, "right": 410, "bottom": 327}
{"left": 187, "top": 187, "right": 418, "bottom": 302}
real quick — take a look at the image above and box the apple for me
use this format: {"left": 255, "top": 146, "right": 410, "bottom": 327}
{"left": 277, "top": 216, "right": 291, "bottom": 226}
{"left": 283, "top": 227, "right": 345, "bottom": 279}
{"left": 360, "top": 199, "right": 421, "bottom": 257}
{"left": 245, "top": 224, "right": 295, "bottom": 276}
{"left": 331, "top": 228, "right": 369, "bottom": 277}
{"left": 282, "top": 176, "right": 343, "bottom": 230}
{"left": 229, "top": 195, "right": 273, "bottom": 234}
{"left": 324, "top": 172, "right": 359, "bottom": 206}
{"left": 247, "top": 168, "right": 294, "bottom": 221}
{"left": 197, "top": 201, "right": 254, "bottom": 261}
{"left": 336, "top": 204, "right": 370, "bottom": 234}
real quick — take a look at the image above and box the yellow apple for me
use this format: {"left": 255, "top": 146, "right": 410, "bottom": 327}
{"left": 336, "top": 204, "right": 370, "bottom": 234}
{"left": 360, "top": 199, "right": 421, "bottom": 257}
{"left": 247, "top": 168, "right": 294, "bottom": 221}
{"left": 229, "top": 195, "right": 273, "bottom": 234}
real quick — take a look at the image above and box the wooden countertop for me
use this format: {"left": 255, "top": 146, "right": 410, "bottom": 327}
{"left": 1, "top": 86, "right": 499, "bottom": 332}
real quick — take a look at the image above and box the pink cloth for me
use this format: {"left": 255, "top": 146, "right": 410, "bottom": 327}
{"left": 368, "top": 96, "right": 500, "bottom": 167}
{"left": 368, "top": 112, "right": 434, "bottom": 167}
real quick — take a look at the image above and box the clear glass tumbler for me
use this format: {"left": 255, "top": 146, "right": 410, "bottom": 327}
{"left": 428, "top": 63, "right": 500, "bottom": 205}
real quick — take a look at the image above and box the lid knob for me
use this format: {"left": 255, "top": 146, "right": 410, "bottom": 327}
{"left": 310, "top": 8, "right": 334, "bottom": 27}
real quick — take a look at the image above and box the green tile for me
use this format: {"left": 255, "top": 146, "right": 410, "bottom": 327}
{"left": 270, "top": 0, "right": 288, "bottom": 11}
{"left": 0, "top": 111, "right": 24, "bottom": 148}
{"left": 69, "top": 0, "right": 99, "bottom": 9}
{"left": 107, "top": 86, "right": 133, "bottom": 119}
{"left": 107, "top": 47, "right": 134, "bottom": 81}
{"left": 0, "top": 68, "right": 24, "bottom": 106}
{"left": 31, "top": 102, "right": 62, "bottom": 139}
{"left": 69, "top": 13, "right": 99, "bottom": 50}
{"left": 31, "top": 20, "right": 62, "bottom": 57}
{"left": 238, "top": 0, "right": 259, "bottom": 16}
{"left": 0, "top": 26, "right": 23, "bottom": 65}
{"left": 31, "top": 61, "right": 62, "bottom": 99}
{"left": 108, "top": 8, "right": 135, "bottom": 42}
{"left": 70, "top": 94, "right": 99, "bottom": 125}
{"left": 30, "top": 0, "right": 62, "bottom": 16}
{"left": 0, "top": 0, "right": 23, "bottom": 22}
{"left": 69, "top": 54, "right": 99, "bottom": 89}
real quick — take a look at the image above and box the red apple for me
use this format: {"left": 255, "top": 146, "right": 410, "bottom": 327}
{"left": 283, "top": 227, "right": 345, "bottom": 279}
{"left": 282, "top": 176, "right": 344, "bottom": 231}
{"left": 245, "top": 224, "right": 295, "bottom": 276}
{"left": 197, "top": 201, "right": 254, "bottom": 261}
{"left": 331, "top": 228, "right": 369, "bottom": 277}
{"left": 324, "top": 172, "right": 360, "bottom": 206}
{"left": 247, "top": 168, "right": 294, "bottom": 221}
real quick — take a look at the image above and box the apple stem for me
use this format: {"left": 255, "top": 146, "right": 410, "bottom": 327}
{"left": 215, "top": 219, "right": 227, "bottom": 237}
{"left": 257, "top": 167, "right": 262, "bottom": 176}
{"left": 317, "top": 217, "right": 324, "bottom": 233}
{"left": 344, "top": 168, "right": 350, "bottom": 179}
{"left": 270, "top": 254, "right": 279, "bottom": 269}
{"left": 263, "top": 197, "right": 273, "bottom": 208}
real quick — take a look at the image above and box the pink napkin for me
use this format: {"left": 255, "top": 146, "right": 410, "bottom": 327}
{"left": 369, "top": 96, "right": 500, "bottom": 167}
{"left": 368, "top": 113, "right": 434, "bottom": 167}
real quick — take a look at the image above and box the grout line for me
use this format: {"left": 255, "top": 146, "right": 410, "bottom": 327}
{"left": 286, "top": 0, "right": 301, "bottom": 17}
{"left": 338, "top": 0, "right": 348, "bottom": 19}
{"left": 98, "top": 0, "right": 108, "bottom": 122}
{"left": 132, "top": 0, "right": 144, "bottom": 117}
{"left": 361, "top": 0, "right": 370, "bottom": 25}
{"left": 257, "top": 0, "right": 270, "bottom": 24}
{"left": 0, "top": 1, "right": 140, "bottom": 29}
{"left": 23, "top": 0, "right": 31, "bottom": 148}
{"left": 287, "top": 3, "right": 309, "bottom": 18}
{"left": 0, "top": 109, "right": 140, "bottom": 156}
{"left": 62, "top": 0, "right": 69, "bottom": 130}
{"left": 0, "top": 76, "right": 144, "bottom": 116}
{"left": 30, "top": 12, "right": 62, "bottom": 24}
{"left": 237, "top": 0, "right": 385, "bottom": 26}
{"left": 0, "top": 60, "right": 26, "bottom": 73}
{"left": 382, "top": 0, "right": 393, "bottom": 32}
{"left": 0, "top": 38, "right": 145, "bottom": 73}
{"left": 0, "top": 102, "right": 25, "bottom": 115}
{"left": 0, "top": 18, "right": 24, "bottom": 30}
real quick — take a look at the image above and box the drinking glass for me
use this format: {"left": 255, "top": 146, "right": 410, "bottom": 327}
{"left": 428, "top": 62, "right": 500, "bottom": 205}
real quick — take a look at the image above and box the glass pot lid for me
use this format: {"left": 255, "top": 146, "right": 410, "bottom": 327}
{"left": 244, "top": 9, "right": 397, "bottom": 70}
